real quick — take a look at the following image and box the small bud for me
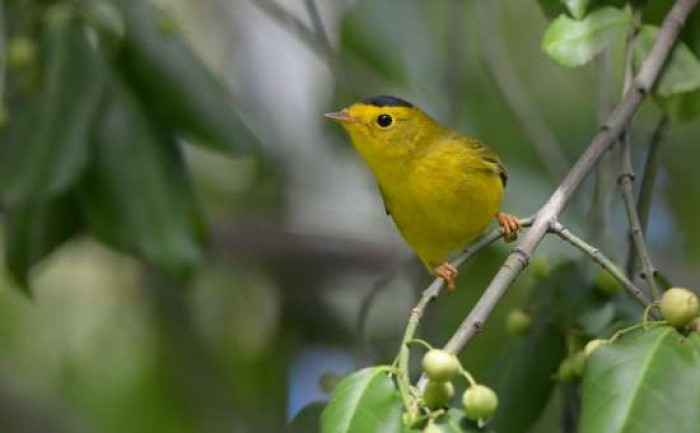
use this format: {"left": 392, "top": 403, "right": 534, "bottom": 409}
{"left": 530, "top": 257, "right": 550, "bottom": 279}
{"left": 423, "top": 380, "right": 454, "bottom": 410}
{"left": 318, "top": 372, "right": 342, "bottom": 394}
{"left": 660, "top": 287, "right": 699, "bottom": 328}
{"left": 594, "top": 271, "right": 622, "bottom": 296}
{"left": 7, "top": 37, "right": 37, "bottom": 72}
{"left": 506, "top": 308, "right": 533, "bottom": 337}
{"left": 421, "top": 349, "right": 459, "bottom": 382}
{"left": 462, "top": 384, "right": 498, "bottom": 421}
{"left": 689, "top": 317, "right": 700, "bottom": 333}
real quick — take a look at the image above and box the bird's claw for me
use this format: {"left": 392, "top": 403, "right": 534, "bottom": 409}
{"left": 434, "top": 263, "right": 459, "bottom": 292}
{"left": 497, "top": 213, "right": 522, "bottom": 243}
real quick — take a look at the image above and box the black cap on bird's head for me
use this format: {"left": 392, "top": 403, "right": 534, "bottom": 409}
{"left": 362, "top": 95, "right": 414, "bottom": 108}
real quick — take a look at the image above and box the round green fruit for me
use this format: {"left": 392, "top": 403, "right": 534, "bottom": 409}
{"left": 594, "top": 271, "right": 622, "bottom": 296}
{"left": 530, "top": 257, "right": 550, "bottom": 279}
{"left": 423, "top": 380, "right": 455, "bottom": 410}
{"left": 7, "top": 37, "right": 37, "bottom": 71}
{"left": 506, "top": 308, "right": 533, "bottom": 337}
{"left": 421, "top": 349, "right": 459, "bottom": 382}
{"left": 462, "top": 384, "right": 498, "bottom": 421}
{"left": 660, "top": 287, "right": 699, "bottom": 328}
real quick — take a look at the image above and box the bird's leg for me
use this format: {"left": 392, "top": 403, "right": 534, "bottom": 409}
{"left": 434, "top": 263, "right": 459, "bottom": 292}
{"left": 496, "top": 213, "right": 522, "bottom": 243}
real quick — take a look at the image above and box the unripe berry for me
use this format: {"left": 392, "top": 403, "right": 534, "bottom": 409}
{"left": 318, "top": 372, "right": 342, "bottom": 394}
{"left": 7, "top": 37, "right": 37, "bottom": 71}
{"left": 421, "top": 349, "right": 459, "bottom": 382}
{"left": 462, "top": 385, "right": 498, "bottom": 421}
{"left": 530, "top": 257, "right": 550, "bottom": 279}
{"left": 506, "top": 308, "right": 533, "bottom": 337}
{"left": 660, "top": 287, "right": 699, "bottom": 328}
{"left": 594, "top": 271, "right": 622, "bottom": 296}
{"left": 584, "top": 339, "right": 606, "bottom": 358}
{"left": 423, "top": 380, "right": 454, "bottom": 410}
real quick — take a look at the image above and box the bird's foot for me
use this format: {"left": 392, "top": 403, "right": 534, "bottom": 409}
{"left": 434, "top": 263, "right": 459, "bottom": 292}
{"left": 496, "top": 212, "right": 522, "bottom": 243}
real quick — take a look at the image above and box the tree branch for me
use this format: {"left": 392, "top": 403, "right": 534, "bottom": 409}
{"left": 617, "top": 6, "right": 661, "bottom": 298}
{"left": 400, "top": 218, "right": 534, "bottom": 391}
{"left": 627, "top": 114, "right": 670, "bottom": 277}
{"left": 477, "top": 0, "right": 568, "bottom": 181}
{"left": 440, "top": 0, "right": 698, "bottom": 355}
{"left": 550, "top": 220, "right": 652, "bottom": 309}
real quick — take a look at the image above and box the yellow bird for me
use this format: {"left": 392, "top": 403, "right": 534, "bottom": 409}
{"left": 325, "top": 96, "right": 520, "bottom": 291}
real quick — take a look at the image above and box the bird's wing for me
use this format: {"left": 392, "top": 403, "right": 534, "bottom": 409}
{"left": 455, "top": 133, "right": 508, "bottom": 187}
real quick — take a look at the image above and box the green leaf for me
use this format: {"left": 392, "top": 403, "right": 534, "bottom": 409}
{"left": 580, "top": 327, "right": 700, "bottom": 433}
{"left": 288, "top": 402, "right": 324, "bottom": 433}
{"left": 320, "top": 367, "right": 404, "bottom": 433}
{"left": 82, "top": 85, "right": 204, "bottom": 282}
{"left": 633, "top": 25, "right": 700, "bottom": 97}
{"left": 542, "top": 7, "right": 630, "bottom": 68}
{"left": 112, "top": 0, "right": 260, "bottom": 156}
{"left": 564, "top": 0, "right": 591, "bottom": 20}
{"left": 5, "top": 193, "right": 83, "bottom": 293}
{"left": 0, "top": 12, "right": 104, "bottom": 204}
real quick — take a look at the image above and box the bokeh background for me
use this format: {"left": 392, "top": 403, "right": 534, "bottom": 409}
{"left": 0, "top": 0, "right": 698, "bottom": 432}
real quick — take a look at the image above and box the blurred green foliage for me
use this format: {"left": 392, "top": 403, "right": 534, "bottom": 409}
{"left": 0, "top": 0, "right": 699, "bottom": 433}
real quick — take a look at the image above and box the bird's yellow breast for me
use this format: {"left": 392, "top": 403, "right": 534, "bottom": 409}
{"left": 379, "top": 138, "right": 504, "bottom": 268}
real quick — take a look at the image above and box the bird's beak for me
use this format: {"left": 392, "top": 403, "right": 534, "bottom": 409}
{"left": 324, "top": 110, "right": 355, "bottom": 123}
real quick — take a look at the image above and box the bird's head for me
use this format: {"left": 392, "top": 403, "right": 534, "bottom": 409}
{"left": 324, "top": 96, "right": 443, "bottom": 164}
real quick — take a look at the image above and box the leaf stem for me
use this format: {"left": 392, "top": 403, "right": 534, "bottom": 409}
{"left": 550, "top": 220, "right": 652, "bottom": 311}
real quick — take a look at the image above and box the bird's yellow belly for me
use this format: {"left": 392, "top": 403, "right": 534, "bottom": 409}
{"left": 385, "top": 171, "right": 503, "bottom": 269}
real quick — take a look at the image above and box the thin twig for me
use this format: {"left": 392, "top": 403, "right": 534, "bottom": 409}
{"left": 439, "top": 0, "right": 698, "bottom": 356}
{"left": 477, "top": 0, "right": 568, "bottom": 181}
{"left": 588, "top": 48, "right": 614, "bottom": 247}
{"left": 248, "top": 0, "right": 327, "bottom": 59}
{"left": 550, "top": 220, "right": 652, "bottom": 309}
{"left": 627, "top": 114, "right": 670, "bottom": 276}
{"left": 617, "top": 6, "right": 661, "bottom": 298}
{"left": 302, "top": 0, "right": 333, "bottom": 54}
{"left": 637, "top": 114, "right": 670, "bottom": 232}
{"left": 400, "top": 217, "right": 534, "bottom": 392}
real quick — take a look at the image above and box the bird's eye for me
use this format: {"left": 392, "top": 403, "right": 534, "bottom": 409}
{"left": 377, "top": 114, "right": 393, "bottom": 128}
